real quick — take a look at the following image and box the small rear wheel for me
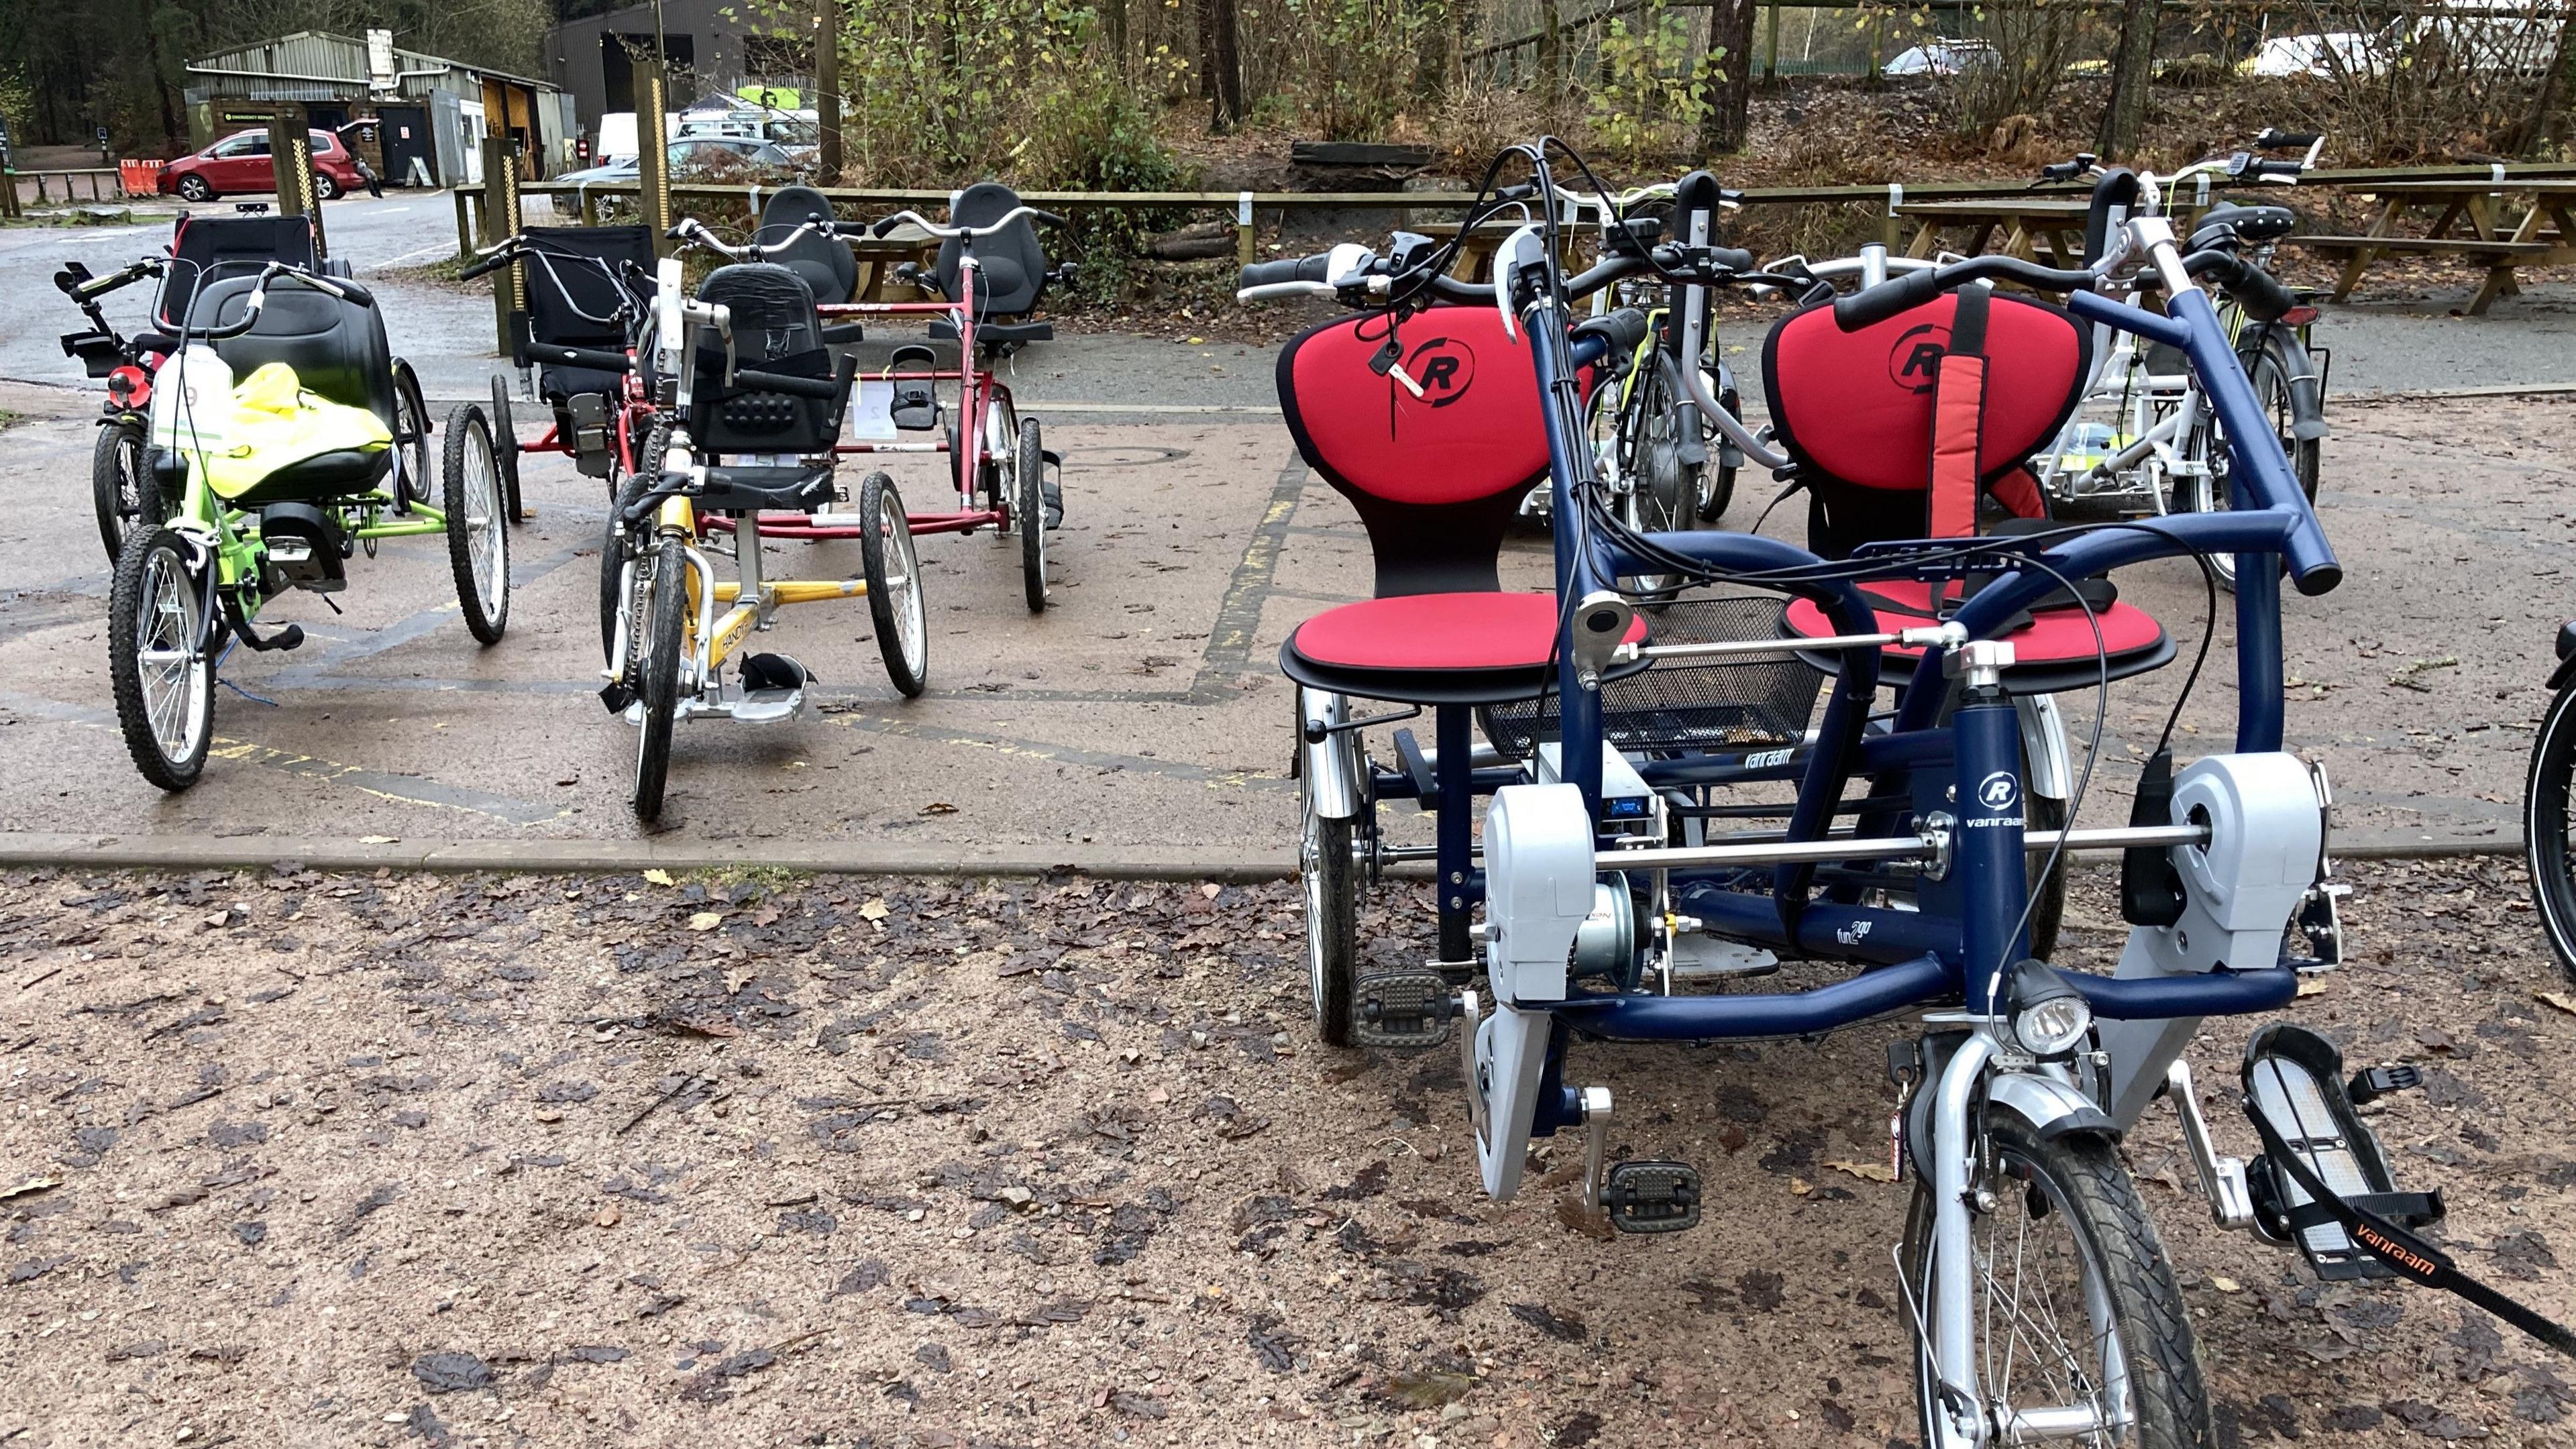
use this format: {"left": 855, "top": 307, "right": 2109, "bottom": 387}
{"left": 631, "top": 534, "right": 689, "bottom": 822}
{"left": 1302, "top": 785, "right": 1360, "bottom": 1048}
{"left": 108, "top": 528, "right": 215, "bottom": 792}
{"left": 391, "top": 360, "right": 432, "bottom": 509}
{"left": 2526, "top": 681, "right": 2576, "bottom": 985}
{"left": 1016, "top": 418, "right": 1047, "bottom": 612}
{"left": 489, "top": 375, "right": 525, "bottom": 523}
{"left": 91, "top": 419, "right": 158, "bottom": 565}
{"left": 859, "top": 471, "right": 929, "bottom": 697}
{"left": 441, "top": 403, "right": 510, "bottom": 643}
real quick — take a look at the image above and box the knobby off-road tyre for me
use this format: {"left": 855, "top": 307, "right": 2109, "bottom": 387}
{"left": 858, "top": 471, "right": 930, "bottom": 698}
{"left": 630, "top": 535, "right": 689, "bottom": 822}
{"left": 92, "top": 420, "right": 158, "bottom": 565}
{"left": 108, "top": 528, "right": 216, "bottom": 792}
{"left": 490, "top": 375, "right": 526, "bottom": 523}
{"left": 441, "top": 403, "right": 511, "bottom": 644}
{"left": 1902, "top": 1117, "right": 2213, "bottom": 1449}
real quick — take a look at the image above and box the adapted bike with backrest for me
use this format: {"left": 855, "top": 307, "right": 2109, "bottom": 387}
{"left": 109, "top": 260, "right": 505, "bottom": 791}
{"left": 1244, "top": 140, "right": 2574, "bottom": 1444}
{"left": 596, "top": 251, "right": 929, "bottom": 820}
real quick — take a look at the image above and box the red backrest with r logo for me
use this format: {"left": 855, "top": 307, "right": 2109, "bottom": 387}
{"left": 1277, "top": 305, "right": 1548, "bottom": 507}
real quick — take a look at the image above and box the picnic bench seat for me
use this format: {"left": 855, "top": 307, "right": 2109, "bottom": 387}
{"left": 2287, "top": 234, "right": 2556, "bottom": 314}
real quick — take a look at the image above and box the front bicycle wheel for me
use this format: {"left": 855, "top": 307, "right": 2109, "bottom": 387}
{"left": 1902, "top": 1117, "right": 2211, "bottom": 1449}
{"left": 109, "top": 527, "right": 215, "bottom": 792}
{"left": 2526, "top": 682, "right": 2576, "bottom": 985}
{"left": 441, "top": 403, "right": 510, "bottom": 644}
{"left": 630, "top": 535, "right": 689, "bottom": 822}
{"left": 859, "top": 471, "right": 929, "bottom": 697}
{"left": 92, "top": 420, "right": 157, "bottom": 565}
{"left": 391, "top": 361, "right": 433, "bottom": 509}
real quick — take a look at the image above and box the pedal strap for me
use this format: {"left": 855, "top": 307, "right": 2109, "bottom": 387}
{"left": 2279, "top": 1191, "right": 2444, "bottom": 1232}
{"left": 1926, "top": 286, "right": 1990, "bottom": 541}
{"left": 2243, "top": 1102, "right": 2576, "bottom": 1357}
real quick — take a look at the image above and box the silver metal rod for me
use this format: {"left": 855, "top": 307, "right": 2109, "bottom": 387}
{"left": 1640, "top": 633, "right": 1896, "bottom": 661}
{"left": 1603, "top": 822, "right": 2208, "bottom": 872}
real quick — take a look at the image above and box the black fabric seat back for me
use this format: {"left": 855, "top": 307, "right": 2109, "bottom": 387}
{"left": 519, "top": 224, "right": 653, "bottom": 354}
{"left": 190, "top": 274, "right": 396, "bottom": 423}
{"left": 685, "top": 263, "right": 851, "bottom": 455}
{"left": 158, "top": 214, "right": 319, "bottom": 331}
{"left": 757, "top": 187, "right": 857, "bottom": 306}
{"left": 935, "top": 182, "right": 1049, "bottom": 318}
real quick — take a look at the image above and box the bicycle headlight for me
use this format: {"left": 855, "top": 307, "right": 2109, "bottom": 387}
{"left": 2006, "top": 959, "right": 2092, "bottom": 1059}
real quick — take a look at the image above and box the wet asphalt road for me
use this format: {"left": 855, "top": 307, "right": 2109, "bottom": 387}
{"left": 3, "top": 193, "right": 2573, "bottom": 854}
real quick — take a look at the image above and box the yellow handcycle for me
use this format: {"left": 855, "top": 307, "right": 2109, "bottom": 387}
{"left": 600, "top": 256, "right": 928, "bottom": 820}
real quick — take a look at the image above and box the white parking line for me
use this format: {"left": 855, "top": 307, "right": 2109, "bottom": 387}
{"left": 378, "top": 241, "right": 454, "bottom": 268}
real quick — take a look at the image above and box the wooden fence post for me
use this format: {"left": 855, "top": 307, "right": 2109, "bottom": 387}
{"left": 269, "top": 108, "right": 327, "bottom": 258}
{"left": 484, "top": 135, "right": 524, "bottom": 357}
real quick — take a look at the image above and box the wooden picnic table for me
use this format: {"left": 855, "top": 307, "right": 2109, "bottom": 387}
{"left": 1894, "top": 199, "right": 2099, "bottom": 267}
{"left": 841, "top": 220, "right": 941, "bottom": 303}
{"left": 2291, "top": 179, "right": 2576, "bottom": 315}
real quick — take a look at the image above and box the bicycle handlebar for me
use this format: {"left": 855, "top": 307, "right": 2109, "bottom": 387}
{"left": 459, "top": 248, "right": 515, "bottom": 281}
{"left": 57, "top": 258, "right": 160, "bottom": 301}
{"left": 1831, "top": 255, "right": 2098, "bottom": 331}
{"left": 527, "top": 342, "right": 635, "bottom": 374}
{"left": 868, "top": 205, "right": 1064, "bottom": 241}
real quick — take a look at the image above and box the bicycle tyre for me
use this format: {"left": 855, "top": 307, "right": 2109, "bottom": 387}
{"left": 2180, "top": 339, "right": 2316, "bottom": 590}
{"left": 441, "top": 403, "right": 510, "bottom": 644}
{"left": 2025, "top": 792, "right": 2067, "bottom": 963}
{"left": 1017, "top": 418, "right": 1047, "bottom": 612}
{"left": 391, "top": 360, "right": 432, "bottom": 509}
{"left": 1303, "top": 792, "right": 1359, "bottom": 1048}
{"left": 601, "top": 419, "right": 670, "bottom": 662}
{"left": 631, "top": 534, "right": 688, "bottom": 822}
{"left": 489, "top": 374, "right": 525, "bottom": 523}
{"left": 1902, "top": 1116, "right": 2212, "bottom": 1449}
{"left": 2526, "top": 680, "right": 2576, "bottom": 985}
{"left": 108, "top": 527, "right": 215, "bottom": 792}
{"left": 91, "top": 419, "right": 157, "bottom": 566}
{"left": 859, "top": 471, "right": 929, "bottom": 698}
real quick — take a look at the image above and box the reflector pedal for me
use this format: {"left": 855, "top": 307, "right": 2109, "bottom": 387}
{"left": 2241, "top": 1024, "right": 2445, "bottom": 1279}
{"left": 1603, "top": 1161, "right": 1703, "bottom": 1234}
{"left": 1352, "top": 971, "right": 1455, "bottom": 1049}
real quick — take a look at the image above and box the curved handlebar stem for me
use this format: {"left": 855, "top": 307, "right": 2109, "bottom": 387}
{"left": 1672, "top": 357, "right": 1790, "bottom": 472}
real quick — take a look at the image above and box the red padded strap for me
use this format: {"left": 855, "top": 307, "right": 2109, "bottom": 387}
{"left": 1992, "top": 465, "right": 2047, "bottom": 519}
{"left": 1927, "top": 286, "right": 1990, "bottom": 539}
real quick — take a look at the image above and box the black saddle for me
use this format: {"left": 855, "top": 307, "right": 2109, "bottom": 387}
{"left": 927, "top": 317, "right": 1053, "bottom": 346}
{"left": 2191, "top": 202, "right": 2298, "bottom": 249}
{"left": 936, "top": 181, "right": 1051, "bottom": 319}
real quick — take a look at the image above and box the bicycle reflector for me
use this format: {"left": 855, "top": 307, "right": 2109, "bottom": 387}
{"left": 2279, "top": 305, "right": 2320, "bottom": 327}
{"left": 2007, "top": 959, "right": 2092, "bottom": 1059}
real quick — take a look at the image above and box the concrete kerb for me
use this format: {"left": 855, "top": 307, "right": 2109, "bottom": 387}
{"left": 0, "top": 831, "right": 2519, "bottom": 881}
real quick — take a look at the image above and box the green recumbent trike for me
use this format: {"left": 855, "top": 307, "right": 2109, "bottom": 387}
{"left": 105, "top": 261, "right": 507, "bottom": 792}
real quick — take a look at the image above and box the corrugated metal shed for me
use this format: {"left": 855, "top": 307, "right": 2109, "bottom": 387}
{"left": 186, "top": 30, "right": 554, "bottom": 103}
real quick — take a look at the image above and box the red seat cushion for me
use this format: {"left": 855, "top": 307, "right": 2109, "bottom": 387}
{"left": 1289, "top": 592, "right": 1644, "bottom": 673}
{"left": 1784, "top": 578, "right": 2165, "bottom": 665}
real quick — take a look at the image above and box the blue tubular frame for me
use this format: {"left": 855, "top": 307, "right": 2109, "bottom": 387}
{"left": 1500, "top": 266, "right": 2338, "bottom": 1045}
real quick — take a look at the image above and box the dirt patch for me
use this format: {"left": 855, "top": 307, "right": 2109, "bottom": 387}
{"left": 3, "top": 857, "right": 2572, "bottom": 1446}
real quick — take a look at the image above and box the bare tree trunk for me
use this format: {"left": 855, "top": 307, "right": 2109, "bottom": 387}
{"left": 1107, "top": 0, "right": 1128, "bottom": 81}
{"left": 1698, "top": 0, "right": 1756, "bottom": 155}
{"left": 2096, "top": 0, "right": 2157, "bottom": 158}
{"left": 1539, "top": 0, "right": 1563, "bottom": 109}
{"left": 2518, "top": 6, "right": 2576, "bottom": 158}
{"left": 814, "top": 0, "right": 842, "bottom": 184}
{"left": 1207, "top": 0, "right": 1242, "bottom": 129}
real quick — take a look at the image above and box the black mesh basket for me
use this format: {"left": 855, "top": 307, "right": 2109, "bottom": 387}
{"left": 1481, "top": 595, "right": 1825, "bottom": 761}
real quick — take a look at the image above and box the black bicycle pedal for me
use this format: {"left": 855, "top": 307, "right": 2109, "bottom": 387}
{"left": 1352, "top": 971, "right": 1454, "bottom": 1050}
{"left": 2242, "top": 1025, "right": 2443, "bottom": 1279}
{"left": 1604, "top": 1161, "right": 1703, "bottom": 1234}
{"left": 2347, "top": 1064, "right": 2422, "bottom": 1106}
{"left": 598, "top": 681, "right": 635, "bottom": 714}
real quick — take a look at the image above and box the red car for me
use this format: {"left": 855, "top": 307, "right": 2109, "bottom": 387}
{"left": 158, "top": 129, "right": 368, "bottom": 203}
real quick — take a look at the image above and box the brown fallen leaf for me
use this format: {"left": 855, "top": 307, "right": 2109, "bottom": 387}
{"left": 860, "top": 899, "right": 890, "bottom": 922}
{"left": 920, "top": 802, "right": 958, "bottom": 815}
{"left": 1824, "top": 1159, "right": 1898, "bottom": 1184}
{"left": 2536, "top": 990, "right": 2576, "bottom": 1017}
{"left": 595, "top": 1203, "right": 623, "bottom": 1228}
{"left": 1, "top": 1177, "right": 61, "bottom": 1201}
{"left": 688, "top": 912, "right": 723, "bottom": 932}
{"left": 1554, "top": 1190, "right": 1616, "bottom": 1242}
{"left": 642, "top": 869, "right": 676, "bottom": 886}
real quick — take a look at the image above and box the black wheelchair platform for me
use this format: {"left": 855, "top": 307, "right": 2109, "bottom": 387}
{"left": 2241, "top": 1024, "right": 2445, "bottom": 1281}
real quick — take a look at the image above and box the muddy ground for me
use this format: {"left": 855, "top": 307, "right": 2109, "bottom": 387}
{"left": 4, "top": 856, "right": 2575, "bottom": 1448}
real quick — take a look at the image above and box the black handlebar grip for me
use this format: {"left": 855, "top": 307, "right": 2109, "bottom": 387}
{"left": 1572, "top": 307, "right": 1652, "bottom": 359}
{"left": 2039, "top": 161, "right": 2082, "bottom": 182}
{"left": 2219, "top": 258, "right": 2298, "bottom": 323}
{"left": 1832, "top": 267, "right": 1943, "bottom": 332}
{"left": 1238, "top": 254, "right": 1336, "bottom": 289}
{"left": 2255, "top": 128, "right": 2322, "bottom": 151}
{"left": 870, "top": 215, "right": 901, "bottom": 239}
{"left": 1704, "top": 245, "right": 1756, "bottom": 274}
{"left": 459, "top": 252, "right": 512, "bottom": 280}
{"left": 1030, "top": 209, "right": 1067, "bottom": 228}
{"left": 2255, "top": 158, "right": 2306, "bottom": 180}
{"left": 731, "top": 367, "right": 841, "bottom": 400}
{"left": 664, "top": 223, "right": 689, "bottom": 239}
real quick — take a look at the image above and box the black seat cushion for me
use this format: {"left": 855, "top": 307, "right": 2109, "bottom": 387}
{"left": 757, "top": 186, "right": 857, "bottom": 306}
{"left": 191, "top": 274, "right": 395, "bottom": 423}
{"left": 926, "top": 317, "right": 1053, "bottom": 345}
{"left": 541, "top": 362, "right": 627, "bottom": 401}
{"left": 934, "top": 182, "right": 1049, "bottom": 318}
{"left": 227, "top": 447, "right": 392, "bottom": 504}
{"left": 696, "top": 463, "right": 837, "bottom": 515}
